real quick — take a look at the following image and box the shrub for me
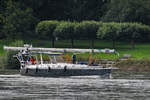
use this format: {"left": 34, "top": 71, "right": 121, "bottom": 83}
{"left": 3, "top": 51, "right": 20, "bottom": 69}
{"left": 0, "top": 40, "right": 24, "bottom": 69}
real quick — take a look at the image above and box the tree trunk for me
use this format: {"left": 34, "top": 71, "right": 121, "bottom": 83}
{"left": 112, "top": 40, "right": 115, "bottom": 49}
{"left": 51, "top": 37, "right": 55, "bottom": 48}
{"left": 131, "top": 39, "right": 135, "bottom": 49}
{"left": 90, "top": 39, "right": 94, "bottom": 49}
{"left": 71, "top": 38, "right": 74, "bottom": 48}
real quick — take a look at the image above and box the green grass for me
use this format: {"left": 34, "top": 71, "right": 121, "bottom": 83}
{"left": 1, "top": 39, "right": 150, "bottom": 60}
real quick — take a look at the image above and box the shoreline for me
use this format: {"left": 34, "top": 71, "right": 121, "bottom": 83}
{"left": 115, "top": 59, "right": 150, "bottom": 72}
{"left": 1, "top": 59, "right": 150, "bottom": 75}
{"left": 0, "top": 68, "right": 150, "bottom": 75}
{"left": 0, "top": 69, "right": 19, "bottom": 75}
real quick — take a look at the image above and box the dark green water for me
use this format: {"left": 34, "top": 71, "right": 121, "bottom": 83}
{"left": 0, "top": 72, "right": 150, "bottom": 100}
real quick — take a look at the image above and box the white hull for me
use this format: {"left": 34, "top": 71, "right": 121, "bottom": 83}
{"left": 20, "top": 63, "right": 112, "bottom": 77}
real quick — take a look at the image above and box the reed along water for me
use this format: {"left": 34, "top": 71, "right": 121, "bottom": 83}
{"left": 0, "top": 72, "right": 150, "bottom": 100}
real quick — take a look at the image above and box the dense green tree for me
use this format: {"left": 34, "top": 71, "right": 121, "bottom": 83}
{"left": 20, "top": 0, "right": 108, "bottom": 21}
{"left": 54, "top": 21, "right": 77, "bottom": 48}
{"left": 0, "top": 0, "right": 7, "bottom": 39}
{"left": 21, "top": 0, "right": 68, "bottom": 20}
{"left": 0, "top": 14, "right": 4, "bottom": 39}
{"left": 1, "top": 0, "right": 150, "bottom": 42}
{"left": 121, "top": 23, "right": 150, "bottom": 49}
{"left": 65, "top": 0, "right": 107, "bottom": 21}
{"left": 97, "top": 23, "right": 121, "bottom": 48}
{"left": 1, "top": 0, "right": 37, "bottom": 39}
{"left": 97, "top": 22, "right": 150, "bottom": 49}
{"left": 36, "top": 20, "right": 59, "bottom": 47}
{"left": 102, "top": 0, "right": 150, "bottom": 25}
{"left": 75, "top": 21, "right": 101, "bottom": 48}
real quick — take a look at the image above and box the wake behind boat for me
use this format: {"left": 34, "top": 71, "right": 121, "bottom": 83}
{"left": 4, "top": 44, "right": 117, "bottom": 78}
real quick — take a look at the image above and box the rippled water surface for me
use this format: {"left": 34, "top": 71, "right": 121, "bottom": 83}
{"left": 0, "top": 72, "right": 150, "bottom": 100}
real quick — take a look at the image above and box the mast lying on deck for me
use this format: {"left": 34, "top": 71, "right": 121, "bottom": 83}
{"left": 3, "top": 44, "right": 119, "bottom": 55}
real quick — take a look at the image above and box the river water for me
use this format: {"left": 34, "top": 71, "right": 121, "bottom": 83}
{"left": 0, "top": 72, "right": 150, "bottom": 100}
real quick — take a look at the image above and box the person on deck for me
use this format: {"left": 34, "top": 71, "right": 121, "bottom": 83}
{"left": 72, "top": 54, "right": 76, "bottom": 64}
{"left": 30, "top": 57, "right": 35, "bottom": 64}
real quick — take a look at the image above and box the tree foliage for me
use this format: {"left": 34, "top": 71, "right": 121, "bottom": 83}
{"left": 97, "top": 22, "right": 150, "bottom": 49}
{"left": 65, "top": 0, "right": 107, "bottom": 21}
{"left": 0, "top": 0, "right": 150, "bottom": 46}
{"left": 36, "top": 20, "right": 58, "bottom": 47}
{"left": 54, "top": 21, "right": 77, "bottom": 48}
{"left": 75, "top": 21, "right": 101, "bottom": 48}
{"left": 120, "top": 23, "right": 150, "bottom": 49}
{"left": 36, "top": 20, "right": 58, "bottom": 39}
{"left": 1, "top": 0, "right": 37, "bottom": 39}
{"left": 97, "top": 22, "right": 121, "bottom": 48}
{"left": 102, "top": 0, "right": 150, "bottom": 25}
